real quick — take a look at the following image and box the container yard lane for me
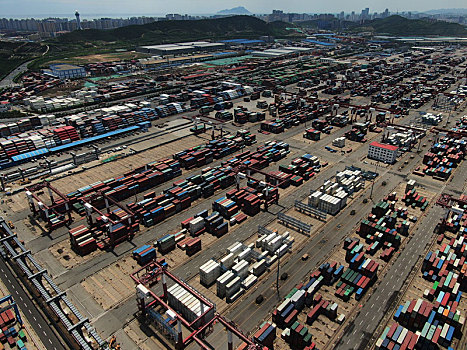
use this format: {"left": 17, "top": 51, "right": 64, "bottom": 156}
{"left": 0, "top": 259, "right": 65, "bottom": 350}
{"left": 336, "top": 205, "right": 444, "bottom": 350}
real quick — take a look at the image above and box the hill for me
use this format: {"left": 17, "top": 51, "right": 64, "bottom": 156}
{"left": 424, "top": 8, "right": 467, "bottom": 15}
{"left": 217, "top": 7, "right": 251, "bottom": 15}
{"left": 352, "top": 15, "right": 467, "bottom": 36}
{"left": 53, "top": 15, "right": 289, "bottom": 45}
{"left": 0, "top": 41, "right": 45, "bottom": 80}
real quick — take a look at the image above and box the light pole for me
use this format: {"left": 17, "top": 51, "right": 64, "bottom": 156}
{"left": 276, "top": 250, "right": 280, "bottom": 294}
{"left": 370, "top": 162, "right": 377, "bottom": 200}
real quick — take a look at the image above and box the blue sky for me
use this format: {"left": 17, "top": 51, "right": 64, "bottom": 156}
{"left": 2, "top": 0, "right": 466, "bottom": 17}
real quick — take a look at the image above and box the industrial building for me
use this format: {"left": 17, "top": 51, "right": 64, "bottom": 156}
{"left": 219, "top": 39, "right": 265, "bottom": 48}
{"left": 251, "top": 46, "right": 312, "bottom": 58}
{"left": 46, "top": 63, "right": 86, "bottom": 80}
{"left": 137, "top": 41, "right": 225, "bottom": 55}
{"left": 368, "top": 141, "right": 399, "bottom": 164}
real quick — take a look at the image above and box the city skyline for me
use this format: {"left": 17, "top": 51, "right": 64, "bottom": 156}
{"left": 2, "top": 0, "right": 467, "bottom": 17}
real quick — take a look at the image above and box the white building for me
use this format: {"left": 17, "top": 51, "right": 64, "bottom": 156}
{"left": 368, "top": 141, "right": 398, "bottom": 164}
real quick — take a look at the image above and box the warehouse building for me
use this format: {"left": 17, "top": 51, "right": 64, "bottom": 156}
{"left": 138, "top": 41, "right": 225, "bottom": 55}
{"left": 368, "top": 141, "right": 399, "bottom": 164}
{"left": 251, "top": 46, "right": 311, "bottom": 58}
{"left": 47, "top": 64, "right": 86, "bottom": 80}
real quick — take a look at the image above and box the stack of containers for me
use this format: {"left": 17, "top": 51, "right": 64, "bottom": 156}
{"left": 217, "top": 271, "right": 235, "bottom": 298}
{"left": 225, "top": 275, "right": 242, "bottom": 302}
{"left": 132, "top": 244, "right": 157, "bottom": 265}
{"left": 232, "top": 260, "right": 249, "bottom": 279}
{"left": 69, "top": 225, "right": 97, "bottom": 255}
{"left": 199, "top": 260, "right": 221, "bottom": 286}
{"left": 303, "top": 128, "right": 321, "bottom": 140}
{"left": 157, "top": 234, "right": 176, "bottom": 253}
{"left": 167, "top": 283, "right": 211, "bottom": 326}
{"left": 212, "top": 197, "right": 239, "bottom": 219}
{"left": 52, "top": 126, "right": 80, "bottom": 145}
{"left": 253, "top": 322, "right": 276, "bottom": 349}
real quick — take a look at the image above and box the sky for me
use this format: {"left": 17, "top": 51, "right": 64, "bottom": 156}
{"left": 2, "top": 0, "right": 467, "bottom": 17}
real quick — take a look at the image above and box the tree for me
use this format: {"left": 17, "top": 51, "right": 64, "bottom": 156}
{"left": 382, "top": 181, "right": 387, "bottom": 186}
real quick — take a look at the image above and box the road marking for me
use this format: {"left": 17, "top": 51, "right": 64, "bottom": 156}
{"left": 33, "top": 316, "right": 36, "bottom": 321}
{"left": 19, "top": 296, "right": 22, "bottom": 301}
{"left": 28, "top": 309, "right": 31, "bottom": 314}
{"left": 38, "top": 324, "right": 41, "bottom": 329}
{"left": 49, "top": 339, "right": 52, "bottom": 344}
{"left": 359, "top": 320, "right": 363, "bottom": 326}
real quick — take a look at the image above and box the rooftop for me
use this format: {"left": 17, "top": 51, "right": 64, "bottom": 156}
{"left": 50, "top": 63, "right": 84, "bottom": 71}
{"left": 370, "top": 141, "right": 399, "bottom": 151}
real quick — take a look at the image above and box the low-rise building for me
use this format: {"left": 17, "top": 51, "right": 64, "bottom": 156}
{"left": 47, "top": 64, "right": 86, "bottom": 80}
{"left": 368, "top": 141, "right": 398, "bottom": 164}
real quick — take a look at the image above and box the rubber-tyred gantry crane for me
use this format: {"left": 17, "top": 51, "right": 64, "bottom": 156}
{"left": 131, "top": 260, "right": 262, "bottom": 350}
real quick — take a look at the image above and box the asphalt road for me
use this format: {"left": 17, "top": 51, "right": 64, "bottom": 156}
{"left": 0, "top": 259, "right": 65, "bottom": 350}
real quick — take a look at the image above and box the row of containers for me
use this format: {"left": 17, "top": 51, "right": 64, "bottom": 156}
{"left": 1, "top": 81, "right": 256, "bottom": 166}
{"left": 152, "top": 179, "right": 281, "bottom": 258}
{"left": 0, "top": 103, "right": 159, "bottom": 167}
{"left": 199, "top": 230, "right": 295, "bottom": 302}
{"left": 417, "top": 136, "right": 465, "bottom": 180}
{"left": 67, "top": 135, "right": 323, "bottom": 256}
{"left": 265, "top": 182, "right": 428, "bottom": 349}
{"left": 1, "top": 72, "right": 61, "bottom": 103}
{"left": 131, "top": 141, "right": 289, "bottom": 229}
{"left": 66, "top": 137, "right": 288, "bottom": 254}
{"left": 376, "top": 204, "right": 467, "bottom": 350}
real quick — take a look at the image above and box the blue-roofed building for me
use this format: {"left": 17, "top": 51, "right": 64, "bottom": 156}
{"left": 46, "top": 64, "right": 86, "bottom": 80}
{"left": 303, "top": 39, "right": 335, "bottom": 47}
{"left": 11, "top": 148, "right": 49, "bottom": 163}
{"left": 218, "top": 39, "right": 264, "bottom": 48}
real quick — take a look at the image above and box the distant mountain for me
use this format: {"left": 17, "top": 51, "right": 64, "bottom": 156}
{"left": 423, "top": 8, "right": 467, "bottom": 15}
{"left": 217, "top": 7, "right": 251, "bottom": 15}
{"left": 351, "top": 15, "right": 467, "bottom": 37}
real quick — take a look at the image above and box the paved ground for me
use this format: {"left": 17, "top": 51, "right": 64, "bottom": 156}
{"left": 2, "top": 50, "right": 466, "bottom": 349}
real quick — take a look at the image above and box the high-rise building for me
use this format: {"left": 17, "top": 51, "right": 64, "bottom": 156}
{"left": 75, "top": 10, "right": 82, "bottom": 30}
{"left": 361, "top": 8, "right": 370, "bottom": 20}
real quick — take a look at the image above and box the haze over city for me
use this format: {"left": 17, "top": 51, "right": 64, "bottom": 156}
{"left": 2, "top": 0, "right": 467, "bottom": 16}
